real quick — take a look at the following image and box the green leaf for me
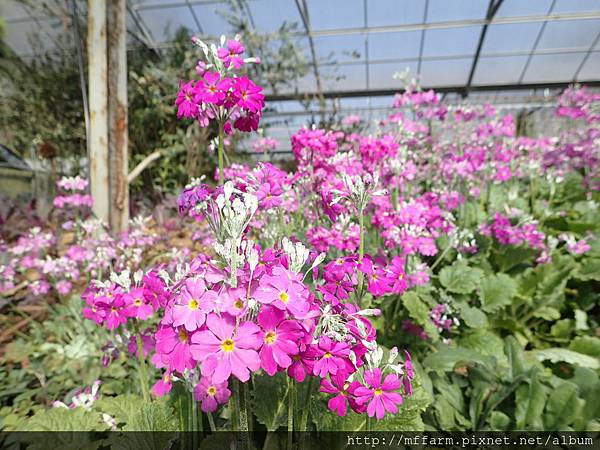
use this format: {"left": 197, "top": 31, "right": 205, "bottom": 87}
{"left": 574, "top": 310, "right": 590, "bottom": 331}
{"left": 94, "top": 394, "right": 144, "bottom": 426}
{"left": 438, "top": 260, "right": 484, "bottom": 294}
{"left": 479, "top": 273, "right": 517, "bottom": 312}
{"left": 23, "top": 407, "right": 107, "bottom": 432}
{"left": 515, "top": 370, "right": 546, "bottom": 430}
{"left": 544, "top": 381, "right": 582, "bottom": 429}
{"left": 252, "top": 372, "right": 289, "bottom": 431}
{"left": 402, "top": 292, "right": 440, "bottom": 339}
{"left": 504, "top": 336, "right": 528, "bottom": 380}
{"left": 423, "top": 346, "right": 495, "bottom": 373}
{"left": 493, "top": 246, "right": 536, "bottom": 272}
{"left": 550, "top": 319, "right": 573, "bottom": 339}
{"left": 459, "top": 330, "right": 506, "bottom": 367}
{"left": 530, "top": 348, "right": 600, "bottom": 369}
{"left": 488, "top": 411, "right": 511, "bottom": 430}
{"left": 569, "top": 336, "right": 600, "bottom": 358}
{"left": 574, "top": 258, "right": 600, "bottom": 281}
{"left": 122, "top": 397, "right": 177, "bottom": 432}
{"left": 532, "top": 306, "right": 561, "bottom": 321}
{"left": 454, "top": 301, "right": 488, "bottom": 329}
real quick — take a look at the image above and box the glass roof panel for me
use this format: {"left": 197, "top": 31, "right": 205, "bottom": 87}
{"left": 138, "top": 6, "right": 198, "bottom": 42}
{"left": 369, "top": 61, "right": 419, "bottom": 88}
{"left": 472, "top": 55, "right": 529, "bottom": 85}
{"left": 553, "top": 0, "right": 600, "bottom": 13}
{"left": 577, "top": 52, "right": 600, "bottom": 80}
{"left": 4, "top": 18, "right": 63, "bottom": 56}
{"left": 481, "top": 23, "right": 543, "bottom": 54}
{"left": 0, "top": 0, "right": 30, "bottom": 19}
{"left": 367, "top": 0, "right": 426, "bottom": 26}
{"left": 367, "top": 30, "right": 421, "bottom": 60}
{"left": 322, "top": 64, "right": 367, "bottom": 90}
{"left": 536, "top": 19, "right": 600, "bottom": 50}
{"left": 191, "top": 3, "right": 232, "bottom": 37}
{"left": 423, "top": 26, "right": 482, "bottom": 57}
{"left": 495, "top": 0, "right": 553, "bottom": 17}
{"left": 247, "top": 0, "right": 302, "bottom": 32}
{"left": 426, "top": 0, "right": 488, "bottom": 22}
{"left": 419, "top": 57, "right": 472, "bottom": 86}
{"left": 521, "top": 52, "right": 586, "bottom": 82}
{"left": 306, "top": 0, "right": 365, "bottom": 30}
{"left": 313, "top": 34, "right": 366, "bottom": 63}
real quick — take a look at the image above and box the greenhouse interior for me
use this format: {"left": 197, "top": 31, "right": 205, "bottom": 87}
{"left": 0, "top": 0, "right": 599, "bottom": 445}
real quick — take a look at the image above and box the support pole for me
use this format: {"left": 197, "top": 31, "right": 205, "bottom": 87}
{"left": 88, "top": 0, "right": 129, "bottom": 232}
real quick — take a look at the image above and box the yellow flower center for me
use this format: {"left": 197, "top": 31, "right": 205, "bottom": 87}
{"left": 234, "top": 299, "right": 244, "bottom": 310}
{"left": 134, "top": 298, "right": 142, "bottom": 306}
{"left": 398, "top": 273, "right": 404, "bottom": 280}
{"left": 163, "top": 373, "right": 171, "bottom": 383}
{"left": 373, "top": 274, "right": 379, "bottom": 280}
{"left": 221, "top": 338, "right": 235, "bottom": 352}
{"left": 278, "top": 291, "right": 289, "bottom": 303}
{"left": 264, "top": 331, "right": 277, "bottom": 344}
{"left": 374, "top": 388, "right": 383, "bottom": 396}
{"left": 207, "top": 386, "right": 217, "bottom": 396}
{"left": 324, "top": 352, "right": 332, "bottom": 359}
{"left": 188, "top": 299, "right": 199, "bottom": 310}
{"left": 178, "top": 329, "right": 188, "bottom": 342}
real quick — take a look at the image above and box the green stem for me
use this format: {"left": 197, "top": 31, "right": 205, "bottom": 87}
{"left": 133, "top": 322, "right": 150, "bottom": 403}
{"left": 231, "top": 379, "right": 240, "bottom": 431}
{"left": 298, "top": 376, "right": 315, "bottom": 449}
{"left": 356, "top": 209, "right": 365, "bottom": 306}
{"left": 239, "top": 381, "right": 252, "bottom": 449}
{"left": 287, "top": 378, "right": 295, "bottom": 450}
{"left": 218, "top": 121, "right": 225, "bottom": 185}
{"left": 429, "top": 241, "right": 453, "bottom": 272}
{"left": 207, "top": 412, "right": 217, "bottom": 432}
{"left": 191, "top": 391, "right": 198, "bottom": 449}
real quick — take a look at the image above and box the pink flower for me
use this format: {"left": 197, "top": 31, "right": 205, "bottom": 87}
{"left": 55, "top": 280, "right": 72, "bottom": 295}
{"left": 386, "top": 256, "right": 408, "bottom": 294}
{"left": 175, "top": 80, "right": 198, "bottom": 119}
{"left": 128, "top": 332, "right": 155, "bottom": 358}
{"left": 194, "top": 376, "right": 231, "bottom": 412}
{"left": 354, "top": 368, "right": 403, "bottom": 420}
{"left": 154, "top": 325, "right": 197, "bottom": 373}
{"left": 254, "top": 266, "right": 309, "bottom": 318}
{"left": 196, "top": 71, "right": 229, "bottom": 104}
{"left": 190, "top": 314, "right": 261, "bottom": 383}
{"left": 171, "top": 278, "right": 217, "bottom": 331}
{"left": 217, "top": 39, "right": 245, "bottom": 69}
{"left": 309, "top": 335, "right": 351, "bottom": 378}
{"left": 221, "top": 286, "right": 248, "bottom": 317}
{"left": 233, "top": 77, "right": 264, "bottom": 112}
{"left": 152, "top": 372, "right": 173, "bottom": 397}
{"left": 257, "top": 306, "right": 302, "bottom": 376}
{"left": 287, "top": 351, "right": 314, "bottom": 382}
{"left": 320, "top": 371, "right": 365, "bottom": 416}
{"left": 123, "top": 287, "right": 154, "bottom": 320}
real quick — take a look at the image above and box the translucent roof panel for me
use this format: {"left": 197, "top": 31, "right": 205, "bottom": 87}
{"left": 191, "top": 3, "right": 231, "bottom": 37}
{"left": 426, "top": 0, "right": 488, "bottom": 21}
{"left": 422, "top": 26, "right": 483, "bottom": 57}
{"left": 522, "top": 52, "right": 587, "bottom": 82}
{"left": 536, "top": 19, "right": 600, "bottom": 50}
{"left": 367, "top": 0, "right": 426, "bottom": 26}
{"left": 368, "top": 31, "right": 422, "bottom": 60}
{"left": 495, "top": 0, "right": 553, "bottom": 18}
{"left": 322, "top": 64, "right": 367, "bottom": 90}
{"left": 369, "top": 61, "right": 419, "bottom": 89}
{"left": 419, "top": 57, "right": 473, "bottom": 86}
{"left": 306, "top": 0, "right": 365, "bottom": 30}
{"left": 137, "top": 6, "right": 198, "bottom": 42}
{"left": 481, "top": 23, "right": 544, "bottom": 54}
{"left": 578, "top": 52, "right": 600, "bottom": 80}
{"left": 247, "top": 0, "right": 302, "bottom": 32}
{"left": 472, "top": 55, "right": 529, "bottom": 85}
{"left": 313, "top": 34, "right": 366, "bottom": 63}
{"left": 553, "top": 0, "right": 600, "bottom": 13}
{"left": 4, "top": 18, "right": 64, "bottom": 56}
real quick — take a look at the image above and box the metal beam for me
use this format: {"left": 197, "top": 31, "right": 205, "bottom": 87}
{"left": 464, "top": 0, "right": 504, "bottom": 96}
{"left": 416, "top": 0, "right": 429, "bottom": 75}
{"left": 185, "top": 0, "right": 204, "bottom": 34}
{"left": 264, "top": 81, "right": 600, "bottom": 102}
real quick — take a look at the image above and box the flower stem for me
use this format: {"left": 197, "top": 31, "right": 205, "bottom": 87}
{"left": 356, "top": 208, "right": 365, "bottom": 306}
{"left": 218, "top": 121, "right": 225, "bottom": 185}
{"left": 298, "top": 376, "right": 315, "bottom": 449}
{"left": 207, "top": 412, "right": 217, "bottom": 432}
{"left": 231, "top": 379, "right": 240, "bottom": 431}
{"left": 287, "top": 377, "right": 295, "bottom": 450}
{"left": 133, "top": 322, "right": 150, "bottom": 403}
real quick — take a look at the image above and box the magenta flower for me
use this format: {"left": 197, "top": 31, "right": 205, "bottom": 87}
{"left": 287, "top": 351, "right": 315, "bottom": 382}
{"left": 257, "top": 306, "right": 302, "bottom": 376}
{"left": 171, "top": 278, "right": 217, "bottom": 331}
{"left": 233, "top": 77, "right": 264, "bottom": 113}
{"left": 190, "top": 314, "right": 261, "bottom": 383}
{"left": 155, "top": 325, "right": 196, "bottom": 373}
{"left": 194, "top": 376, "right": 231, "bottom": 413}
{"left": 217, "top": 39, "right": 245, "bottom": 69}
{"left": 221, "top": 286, "right": 248, "bottom": 317}
{"left": 354, "top": 368, "right": 403, "bottom": 420}
{"left": 175, "top": 80, "right": 198, "bottom": 119}
{"left": 320, "top": 372, "right": 365, "bottom": 416}
{"left": 152, "top": 372, "right": 173, "bottom": 397}
{"left": 196, "top": 71, "right": 229, "bottom": 104}
{"left": 254, "top": 266, "right": 309, "bottom": 318}
{"left": 309, "top": 335, "right": 351, "bottom": 378}
{"left": 386, "top": 256, "right": 408, "bottom": 294}
{"left": 124, "top": 287, "right": 154, "bottom": 320}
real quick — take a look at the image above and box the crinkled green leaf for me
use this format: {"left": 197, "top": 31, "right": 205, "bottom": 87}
{"left": 479, "top": 273, "right": 517, "bottom": 312}
{"left": 438, "top": 260, "right": 484, "bottom": 294}
{"left": 530, "top": 348, "right": 600, "bottom": 369}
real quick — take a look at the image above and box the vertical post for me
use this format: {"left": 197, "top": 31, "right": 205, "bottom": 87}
{"left": 88, "top": 0, "right": 109, "bottom": 224}
{"left": 107, "top": 0, "right": 129, "bottom": 232}
{"left": 88, "top": 0, "right": 129, "bottom": 232}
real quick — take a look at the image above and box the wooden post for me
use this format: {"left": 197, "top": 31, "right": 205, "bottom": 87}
{"left": 88, "top": 0, "right": 129, "bottom": 232}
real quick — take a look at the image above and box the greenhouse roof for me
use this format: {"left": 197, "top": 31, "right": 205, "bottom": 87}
{"left": 2, "top": 0, "right": 599, "bottom": 151}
